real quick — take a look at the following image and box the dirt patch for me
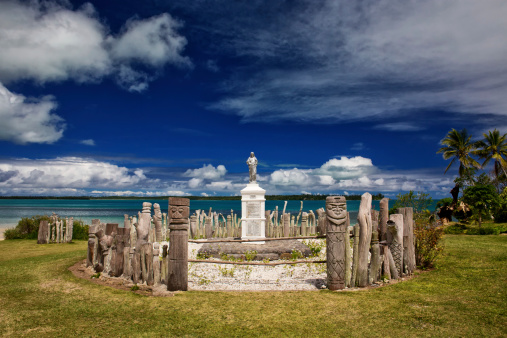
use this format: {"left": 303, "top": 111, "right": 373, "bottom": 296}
{"left": 68, "top": 259, "right": 175, "bottom": 297}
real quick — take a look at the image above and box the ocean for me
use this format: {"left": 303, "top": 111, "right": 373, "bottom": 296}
{"left": 0, "top": 198, "right": 397, "bottom": 229}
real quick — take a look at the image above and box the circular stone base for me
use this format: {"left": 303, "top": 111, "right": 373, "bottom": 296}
{"left": 198, "top": 239, "right": 312, "bottom": 261}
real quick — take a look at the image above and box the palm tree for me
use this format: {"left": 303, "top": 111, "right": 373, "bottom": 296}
{"left": 475, "top": 129, "right": 507, "bottom": 179}
{"left": 437, "top": 128, "right": 481, "bottom": 177}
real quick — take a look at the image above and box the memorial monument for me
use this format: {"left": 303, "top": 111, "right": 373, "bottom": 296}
{"left": 241, "top": 152, "right": 266, "bottom": 244}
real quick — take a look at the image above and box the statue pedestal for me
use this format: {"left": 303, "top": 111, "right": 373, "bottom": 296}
{"left": 241, "top": 182, "right": 266, "bottom": 244}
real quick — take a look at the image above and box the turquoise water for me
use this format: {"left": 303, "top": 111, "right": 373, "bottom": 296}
{"left": 0, "top": 198, "right": 399, "bottom": 228}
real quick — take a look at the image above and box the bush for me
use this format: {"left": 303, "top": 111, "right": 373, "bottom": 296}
{"left": 414, "top": 219, "right": 444, "bottom": 269}
{"left": 4, "top": 215, "right": 89, "bottom": 241}
{"left": 4, "top": 228, "right": 22, "bottom": 240}
{"left": 5, "top": 215, "right": 51, "bottom": 240}
{"left": 443, "top": 223, "right": 467, "bottom": 235}
{"left": 494, "top": 187, "right": 507, "bottom": 223}
{"left": 72, "top": 220, "right": 89, "bottom": 240}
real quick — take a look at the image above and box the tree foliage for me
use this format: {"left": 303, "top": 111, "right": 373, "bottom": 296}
{"left": 4, "top": 216, "right": 89, "bottom": 240}
{"left": 437, "top": 128, "right": 481, "bottom": 177}
{"left": 462, "top": 184, "right": 499, "bottom": 228}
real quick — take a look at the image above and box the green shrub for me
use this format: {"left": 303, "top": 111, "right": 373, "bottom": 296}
{"left": 414, "top": 219, "right": 444, "bottom": 269}
{"left": 5, "top": 215, "right": 90, "bottom": 241}
{"left": 5, "top": 215, "right": 51, "bottom": 240}
{"left": 444, "top": 223, "right": 467, "bottom": 235}
{"left": 494, "top": 187, "right": 507, "bottom": 223}
{"left": 4, "top": 228, "right": 22, "bottom": 240}
{"left": 72, "top": 220, "right": 89, "bottom": 240}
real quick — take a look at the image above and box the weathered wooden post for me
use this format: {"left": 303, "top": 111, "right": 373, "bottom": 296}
{"left": 205, "top": 216, "right": 212, "bottom": 239}
{"left": 344, "top": 212, "right": 352, "bottom": 288}
{"left": 379, "top": 198, "right": 389, "bottom": 242}
{"left": 316, "top": 208, "right": 327, "bottom": 235}
{"left": 167, "top": 197, "right": 189, "bottom": 291}
{"left": 326, "top": 196, "right": 347, "bottom": 290}
{"left": 265, "top": 210, "right": 271, "bottom": 238}
{"left": 283, "top": 213, "right": 290, "bottom": 237}
{"left": 153, "top": 243, "right": 161, "bottom": 285}
{"left": 301, "top": 212, "right": 308, "bottom": 237}
{"left": 104, "top": 223, "right": 118, "bottom": 276}
{"left": 357, "top": 192, "right": 373, "bottom": 287}
{"left": 113, "top": 228, "right": 125, "bottom": 277}
{"left": 161, "top": 244, "right": 168, "bottom": 284}
{"left": 370, "top": 231, "right": 381, "bottom": 284}
{"left": 369, "top": 210, "right": 381, "bottom": 283}
{"left": 37, "top": 220, "right": 49, "bottom": 244}
{"left": 86, "top": 224, "right": 97, "bottom": 267}
{"left": 398, "top": 207, "right": 416, "bottom": 275}
{"left": 144, "top": 242, "right": 154, "bottom": 286}
{"left": 388, "top": 215, "right": 404, "bottom": 277}
{"left": 154, "top": 203, "right": 163, "bottom": 243}
{"left": 91, "top": 219, "right": 101, "bottom": 268}
{"left": 137, "top": 202, "right": 151, "bottom": 283}
{"left": 190, "top": 215, "right": 197, "bottom": 239}
{"left": 350, "top": 224, "right": 360, "bottom": 287}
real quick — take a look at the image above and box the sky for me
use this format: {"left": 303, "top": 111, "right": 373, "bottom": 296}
{"left": 0, "top": 0, "right": 506, "bottom": 198}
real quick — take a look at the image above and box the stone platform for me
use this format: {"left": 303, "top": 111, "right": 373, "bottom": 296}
{"left": 197, "top": 239, "right": 312, "bottom": 261}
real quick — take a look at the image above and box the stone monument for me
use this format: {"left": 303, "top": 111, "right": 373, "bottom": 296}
{"left": 241, "top": 152, "right": 266, "bottom": 244}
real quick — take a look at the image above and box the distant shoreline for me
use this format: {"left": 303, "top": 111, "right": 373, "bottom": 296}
{"left": 0, "top": 193, "right": 385, "bottom": 201}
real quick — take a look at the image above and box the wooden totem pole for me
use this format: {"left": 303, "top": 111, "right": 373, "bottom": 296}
{"left": 326, "top": 196, "right": 347, "bottom": 290}
{"left": 167, "top": 197, "right": 189, "bottom": 291}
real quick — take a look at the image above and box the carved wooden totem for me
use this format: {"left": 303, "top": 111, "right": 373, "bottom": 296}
{"left": 167, "top": 197, "right": 189, "bottom": 291}
{"left": 388, "top": 215, "right": 404, "bottom": 276}
{"left": 326, "top": 196, "right": 347, "bottom": 290}
{"left": 153, "top": 203, "right": 163, "bottom": 242}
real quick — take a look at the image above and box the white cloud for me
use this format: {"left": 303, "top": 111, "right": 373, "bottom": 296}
{"left": 188, "top": 178, "right": 202, "bottom": 189}
{"left": 111, "top": 13, "right": 191, "bottom": 68}
{"left": 0, "top": 1, "right": 191, "bottom": 90}
{"left": 270, "top": 168, "right": 314, "bottom": 186}
{"left": 90, "top": 189, "right": 189, "bottom": 197}
{"left": 0, "top": 0, "right": 192, "bottom": 144}
{"left": 80, "top": 139, "right": 95, "bottom": 146}
{"left": 0, "top": 1, "right": 111, "bottom": 84}
{"left": 0, "top": 157, "right": 155, "bottom": 192}
{"left": 184, "top": 164, "right": 227, "bottom": 180}
{"left": 316, "top": 156, "right": 375, "bottom": 180}
{"left": 206, "top": 0, "right": 507, "bottom": 126}
{"left": 0, "top": 83, "right": 64, "bottom": 144}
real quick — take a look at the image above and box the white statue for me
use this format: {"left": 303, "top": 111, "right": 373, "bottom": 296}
{"left": 246, "top": 152, "right": 258, "bottom": 183}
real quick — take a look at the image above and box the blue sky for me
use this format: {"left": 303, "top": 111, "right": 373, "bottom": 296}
{"left": 0, "top": 0, "right": 506, "bottom": 198}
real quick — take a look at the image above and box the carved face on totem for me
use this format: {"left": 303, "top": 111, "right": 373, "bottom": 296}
{"left": 169, "top": 206, "right": 189, "bottom": 220}
{"left": 325, "top": 196, "right": 347, "bottom": 226}
{"left": 168, "top": 197, "right": 190, "bottom": 224}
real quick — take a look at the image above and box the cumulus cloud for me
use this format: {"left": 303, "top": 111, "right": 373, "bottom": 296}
{"left": 0, "top": 1, "right": 110, "bottom": 84}
{"left": 0, "top": 0, "right": 191, "bottom": 89}
{"left": 0, "top": 156, "right": 455, "bottom": 196}
{"left": 266, "top": 156, "right": 452, "bottom": 195}
{"left": 0, "top": 0, "right": 192, "bottom": 144}
{"left": 0, "top": 157, "right": 156, "bottom": 194}
{"left": 193, "top": 0, "right": 507, "bottom": 127}
{"left": 315, "top": 157, "right": 375, "bottom": 180}
{"left": 184, "top": 164, "right": 227, "bottom": 180}
{"left": 0, "top": 83, "right": 64, "bottom": 144}
{"left": 111, "top": 13, "right": 191, "bottom": 68}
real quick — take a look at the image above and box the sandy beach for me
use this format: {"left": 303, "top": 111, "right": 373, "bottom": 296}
{"left": 0, "top": 224, "right": 15, "bottom": 240}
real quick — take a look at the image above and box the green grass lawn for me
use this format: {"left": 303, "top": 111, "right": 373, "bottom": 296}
{"left": 0, "top": 235, "right": 506, "bottom": 337}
